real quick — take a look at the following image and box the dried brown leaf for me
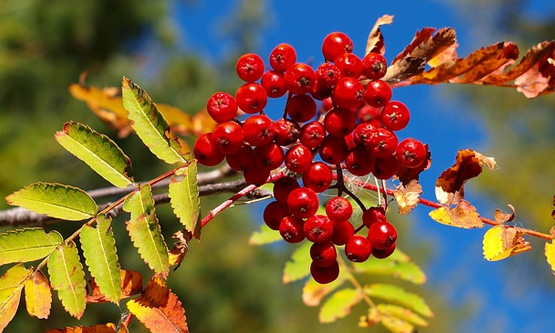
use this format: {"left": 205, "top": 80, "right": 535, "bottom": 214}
{"left": 429, "top": 199, "right": 484, "bottom": 229}
{"left": 365, "top": 15, "right": 394, "bottom": 56}
{"left": 436, "top": 149, "right": 496, "bottom": 195}
{"left": 393, "top": 180, "right": 422, "bottom": 215}
{"left": 494, "top": 204, "right": 516, "bottom": 224}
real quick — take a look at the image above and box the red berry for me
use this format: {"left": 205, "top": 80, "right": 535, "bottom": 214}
{"left": 263, "top": 201, "right": 288, "bottom": 230}
{"left": 302, "top": 162, "right": 332, "bottom": 193}
{"left": 206, "top": 92, "right": 238, "bottom": 123}
{"left": 332, "top": 221, "right": 355, "bottom": 245}
{"left": 310, "top": 78, "right": 333, "bottom": 101}
{"left": 300, "top": 121, "right": 326, "bottom": 149}
{"left": 357, "top": 104, "right": 382, "bottom": 123}
{"left": 324, "top": 107, "right": 356, "bottom": 137}
{"left": 322, "top": 32, "right": 353, "bottom": 62}
{"left": 315, "top": 62, "right": 341, "bottom": 88}
{"left": 304, "top": 215, "right": 334, "bottom": 243}
{"left": 362, "top": 207, "right": 387, "bottom": 228}
{"left": 335, "top": 53, "right": 363, "bottom": 78}
{"left": 319, "top": 136, "right": 348, "bottom": 164}
{"left": 194, "top": 133, "right": 225, "bottom": 166}
{"left": 285, "top": 144, "right": 312, "bottom": 173}
{"left": 363, "top": 80, "right": 392, "bottom": 108}
{"left": 287, "top": 187, "right": 319, "bottom": 218}
{"left": 396, "top": 138, "right": 427, "bottom": 168}
{"left": 226, "top": 144, "right": 254, "bottom": 171}
{"left": 235, "top": 83, "right": 267, "bottom": 114}
{"left": 273, "top": 176, "right": 300, "bottom": 204}
{"left": 372, "top": 242, "right": 396, "bottom": 259}
{"left": 345, "top": 147, "right": 375, "bottom": 176}
{"left": 332, "top": 77, "right": 364, "bottom": 109}
{"left": 373, "top": 155, "right": 400, "bottom": 180}
{"left": 279, "top": 215, "right": 305, "bottom": 243}
{"left": 236, "top": 53, "right": 264, "bottom": 82}
{"left": 362, "top": 52, "right": 387, "bottom": 80}
{"left": 310, "top": 260, "right": 339, "bottom": 284}
{"left": 254, "top": 143, "right": 284, "bottom": 171}
{"left": 321, "top": 97, "right": 334, "bottom": 113}
{"left": 345, "top": 235, "right": 372, "bottom": 262}
{"left": 269, "top": 43, "right": 297, "bottom": 72}
{"left": 310, "top": 242, "right": 337, "bottom": 267}
{"left": 285, "top": 94, "right": 317, "bottom": 123}
{"left": 325, "top": 197, "right": 353, "bottom": 223}
{"left": 284, "top": 63, "right": 316, "bottom": 95}
{"left": 274, "top": 118, "right": 301, "bottom": 146}
{"left": 353, "top": 122, "right": 378, "bottom": 149}
{"left": 381, "top": 101, "right": 410, "bottom": 131}
{"left": 368, "top": 221, "right": 397, "bottom": 250}
{"left": 243, "top": 165, "right": 270, "bottom": 185}
{"left": 261, "top": 70, "right": 287, "bottom": 98}
{"left": 243, "top": 115, "right": 275, "bottom": 146}
{"left": 370, "top": 127, "right": 398, "bottom": 158}
{"left": 212, "top": 121, "right": 244, "bottom": 155}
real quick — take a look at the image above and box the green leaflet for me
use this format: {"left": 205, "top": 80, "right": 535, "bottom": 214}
{"left": 364, "top": 284, "right": 433, "bottom": 318}
{"left": 55, "top": 121, "right": 134, "bottom": 188}
{"left": 353, "top": 256, "right": 427, "bottom": 284}
{"left": 377, "top": 304, "right": 429, "bottom": 327}
{"left": 80, "top": 215, "right": 122, "bottom": 303}
{"left": 47, "top": 242, "right": 86, "bottom": 319}
{"left": 6, "top": 183, "right": 97, "bottom": 221}
{"left": 123, "top": 184, "right": 169, "bottom": 276}
{"left": 319, "top": 288, "right": 363, "bottom": 323}
{"left": 169, "top": 161, "right": 201, "bottom": 239}
{"left": 0, "top": 228, "right": 63, "bottom": 266}
{"left": 283, "top": 241, "right": 312, "bottom": 284}
{"left": 302, "top": 276, "right": 346, "bottom": 307}
{"left": 0, "top": 265, "right": 29, "bottom": 331}
{"left": 122, "top": 77, "right": 187, "bottom": 165}
{"left": 248, "top": 223, "right": 282, "bottom": 246}
{"left": 380, "top": 316, "right": 415, "bottom": 333}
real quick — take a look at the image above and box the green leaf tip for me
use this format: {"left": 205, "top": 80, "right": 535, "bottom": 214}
{"left": 169, "top": 161, "right": 201, "bottom": 239}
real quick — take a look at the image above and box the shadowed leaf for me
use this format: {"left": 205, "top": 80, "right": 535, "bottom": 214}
{"left": 353, "top": 253, "right": 427, "bottom": 284}
{"left": 248, "top": 223, "right": 282, "bottom": 246}
{"left": 381, "top": 316, "right": 415, "bottom": 333}
{"left": 283, "top": 242, "right": 312, "bottom": 284}
{"left": 0, "top": 228, "right": 63, "bottom": 266}
{"left": 24, "top": 270, "right": 52, "bottom": 319}
{"left": 169, "top": 161, "right": 201, "bottom": 239}
{"left": 302, "top": 276, "right": 346, "bottom": 307}
{"left": 319, "top": 288, "right": 363, "bottom": 323}
{"left": 483, "top": 225, "right": 531, "bottom": 261}
{"left": 364, "top": 284, "right": 433, "bottom": 318}
{"left": 378, "top": 304, "right": 429, "bottom": 327}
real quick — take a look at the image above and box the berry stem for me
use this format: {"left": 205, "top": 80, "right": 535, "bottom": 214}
{"left": 336, "top": 164, "right": 344, "bottom": 197}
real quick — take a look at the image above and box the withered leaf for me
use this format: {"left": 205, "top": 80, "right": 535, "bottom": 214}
{"left": 429, "top": 199, "right": 483, "bottom": 229}
{"left": 365, "top": 15, "right": 394, "bottom": 56}
{"left": 436, "top": 149, "right": 496, "bottom": 194}
{"left": 393, "top": 180, "right": 422, "bottom": 215}
{"left": 483, "top": 225, "right": 531, "bottom": 261}
{"left": 494, "top": 204, "right": 516, "bottom": 224}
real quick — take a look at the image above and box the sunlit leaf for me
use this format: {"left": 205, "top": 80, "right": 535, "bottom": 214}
{"left": 353, "top": 256, "right": 427, "bottom": 284}
{"left": 0, "top": 228, "right": 63, "bottom": 266}
{"left": 483, "top": 225, "right": 531, "bottom": 261}
{"left": 191, "top": 109, "right": 218, "bottom": 136}
{"left": 123, "top": 185, "right": 169, "bottom": 276}
{"left": 393, "top": 180, "right": 422, "bottom": 215}
{"left": 377, "top": 304, "right": 429, "bottom": 327}
{"left": 47, "top": 242, "right": 86, "bottom": 318}
{"left": 86, "top": 270, "right": 143, "bottom": 303}
{"left": 24, "top": 270, "right": 52, "bottom": 319}
{"left": 45, "top": 323, "right": 117, "bottom": 333}
{"left": 283, "top": 241, "right": 312, "bottom": 284}
{"left": 436, "top": 149, "right": 496, "bottom": 196}
{"left": 302, "top": 276, "right": 346, "bottom": 307}
{"left": 0, "top": 264, "right": 30, "bottom": 330}
{"left": 365, "top": 14, "right": 394, "bottom": 55}
{"left": 122, "top": 77, "right": 188, "bottom": 164}
{"left": 169, "top": 161, "right": 201, "bottom": 239}
{"left": 380, "top": 316, "right": 415, "bottom": 333}
{"left": 6, "top": 183, "right": 97, "bottom": 221}
{"left": 127, "top": 276, "right": 188, "bottom": 333}
{"left": 545, "top": 240, "right": 555, "bottom": 275}
{"left": 429, "top": 200, "right": 483, "bottom": 229}
{"left": 248, "top": 223, "right": 282, "bottom": 246}
{"left": 80, "top": 215, "right": 122, "bottom": 303}
{"left": 364, "top": 284, "right": 433, "bottom": 318}
{"left": 168, "top": 231, "right": 190, "bottom": 268}
{"left": 319, "top": 288, "right": 363, "bottom": 323}
{"left": 55, "top": 121, "right": 134, "bottom": 188}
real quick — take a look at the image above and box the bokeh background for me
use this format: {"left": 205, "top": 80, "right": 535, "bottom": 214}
{"left": 1, "top": 0, "right": 555, "bottom": 332}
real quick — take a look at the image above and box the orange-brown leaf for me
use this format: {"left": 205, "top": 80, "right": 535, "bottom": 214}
{"left": 365, "top": 14, "right": 394, "bottom": 56}
{"left": 24, "top": 270, "right": 52, "bottom": 319}
{"left": 429, "top": 200, "right": 483, "bottom": 229}
{"left": 494, "top": 204, "right": 516, "bottom": 224}
{"left": 45, "top": 323, "right": 117, "bottom": 333}
{"left": 127, "top": 276, "right": 188, "bottom": 333}
{"left": 168, "top": 231, "right": 191, "bottom": 267}
{"left": 393, "top": 180, "right": 422, "bottom": 215}
{"left": 436, "top": 149, "right": 496, "bottom": 194}
{"left": 191, "top": 109, "right": 218, "bottom": 136}
{"left": 0, "top": 288, "right": 22, "bottom": 332}
{"left": 86, "top": 270, "right": 143, "bottom": 303}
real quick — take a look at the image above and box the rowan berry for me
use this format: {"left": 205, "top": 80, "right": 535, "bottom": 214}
{"left": 274, "top": 118, "right": 301, "bottom": 146}
{"left": 367, "top": 221, "right": 397, "bottom": 250}
{"left": 362, "top": 52, "right": 387, "bottom": 80}
{"left": 264, "top": 201, "right": 289, "bottom": 230}
{"left": 269, "top": 43, "right": 297, "bottom": 72}
{"left": 319, "top": 136, "right": 349, "bottom": 164}
{"left": 332, "top": 77, "right": 364, "bottom": 109}
{"left": 362, "top": 207, "right": 387, "bottom": 228}
{"left": 325, "top": 197, "right": 353, "bottom": 223}
{"left": 287, "top": 187, "right": 319, "bottom": 218}
{"left": 284, "top": 63, "right": 316, "bottom": 95}
{"left": 396, "top": 138, "right": 427, "bottom": 168}
{"left": 300, "top": 121, "right": 326, "bottom": 149}
{"left": 363, "top": 80, "right": 392, "bottom": 108}
{"left": 285, "top": 94, "right": 317, "bottom": 123}
{"left": 226, "top": 144, "right": 254, "bottom": 171}
{"left": 324, "top": 107, "right": 356, "bottom": 137}
{"left": 284, "top": 144, "right": 312, "bottom": 173}
{"left": 304, "top": 215, "right": 334, "bottom": 243}
{"left": 206, "top": 92, "right": 238, "bottom": 123}
{"left": 279, "top": 215, "right": 305, "bottom": 243}
{"left": 254, "top": 143, "right": 284, "bottom": 171}
{"left": 381, "top": 101, "right": 410, "bottom": 131}
{"left": 322, "top": 32, "right": 353, "bottom": 62}
{"left": 194, "top": 133, "right": 225, "bottom": 166}
{"left": 302, "top": 162, "right": 332, "bottom": 193}
{"left": 212, "top": 121, "right": 244, "bottom": 155}
{"left": 273, "top": 176, "right": 300, "bottom": 204}
{"left": 236, "top": 53, "right": 264, "bottom": 82}
{"left": 310, "top": 242, "right": 337, "bottom": 267}
{"left": 345, "top": 235, "right": 372, "bottom": 262}
{"left": 235, "top": 83, "right": 267, "bottom": 114}
{"left": 332, "top": 221, "right": 355, "bottom": 246}
{"left": 310, "top": 261, "right": 339, "bottom": 284}
{"left": 243, "top": 115, "right": 275, "bottom": 146}
{"left": 261, "top": 70, "right": 287, "bottom": 98}
{"left": 335, "top": 53, "right": 363, "bottom": 78}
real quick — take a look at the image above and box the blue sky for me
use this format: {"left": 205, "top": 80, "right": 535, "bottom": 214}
{"left": 174, "top": 1, "right": 555, "bottom": 332}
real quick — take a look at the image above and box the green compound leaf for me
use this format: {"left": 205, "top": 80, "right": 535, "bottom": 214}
{"left": 80, "top": 215, "right": 122, "bottom": 303}
{"left": 248, "top": 223, "right": 282, "bottom": 246}
{"left": 302, "top": 276, "right": 346, "bottom": 307}
{"left": 122, "top": 77, "right": 188, "bottom": 165}
{"left": 377, "top": 304, "right": 429, "bottom": 327}
{"left": 283, "top": 241, "right": 312, "bottom": 284}
{"left": 169, "top": 161, "right": 201, "bottom": 239}
{"left": 0, "top": 228, "right": 63, "bottom": 266}
{"left": 353, "top": 256, "right": 427, "bottom": 284}
{"left": 0, "top": 265, "right": 30, "bottom": 331}
{"left": 380, "top": 316, "right": 415, "bottom": 333}
{"left": 123, "top": 184, "right": 169, "bottom": 276}
{"left": 47, "top": 241, "right": 86, "bottom": 319}
{"left": 364, "top": 284, "right": 433, "bottom": 318}
{"left": 319, "top": 288, "right": 363, "bottom": 323}
{"left": 55, "top": 121, "right": 134, "bottom": 188}
{"left": 6, "top": 183, "right": 97, "bottom": 221}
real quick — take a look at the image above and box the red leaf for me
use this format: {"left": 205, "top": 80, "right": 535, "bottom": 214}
{"left": 45, "top": 323, "right": 117, "bottom": 333}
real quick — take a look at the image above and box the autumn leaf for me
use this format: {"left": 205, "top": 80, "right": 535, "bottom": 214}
{"left": 365, "top": 14, "right": 394, "bottom": 56}
{"left": 0, "top": 264, "right": 30, "bottom": 331}
{"left": 393, "top": 180, "right": 422, "bottom": 215}
{"left": 302, "top": 276, "right": 346, "bottom": 307}
{"left": 168, "top": 231, "right": 190, "bottom": 268}
{"left": 86, "top": 270, "right": 143, "bottom": 303}
{"left": 483, "top": 225, "right": 531, "bottom": 261}
{"left": 545, "top": 240, "right": 555, "bottom": 275}
{"left": 24, "top": 270, "right": 52, "bottom": 319}
{"left": 127, "top": 276, "right": 188, "bottom": 333}
{"left": 319, "top": 288, "right": 363, "bottom": 324}
{"left": 494, "top": 204, "right": 516, "bottom": 224}
{"left": 429, "top": 199, "right": 483, "bottom": 229}
{"left": 44, "top": 323, "right": 117, "bottom": 333}
{"left": 283, "top": 242, "right": 312, "bottom": 284}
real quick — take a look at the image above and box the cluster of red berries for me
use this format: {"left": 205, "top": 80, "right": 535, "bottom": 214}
{"left": 194, "top": 32, "right": 429, "bottom": 284}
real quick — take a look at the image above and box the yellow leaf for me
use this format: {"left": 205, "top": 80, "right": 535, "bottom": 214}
{"left": 24, "top": 270, "right": 52, "bottom": 319}
{"left": 483, "top": 225, "right": 531, "bottom": 261}
{"left": 393, "top": 180, "right": 422, "bottom": 215}
{"left": 429, "top": 200, "right": 483, "bottom": 229}
{"left": 545, "top": 240, "right": 555, "bottom": 274}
